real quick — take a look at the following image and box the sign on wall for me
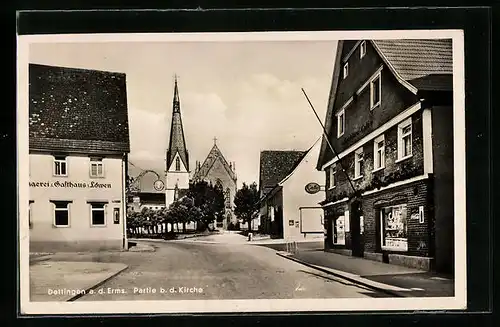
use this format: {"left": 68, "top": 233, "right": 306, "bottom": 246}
{"left": 304, "top": 182, "right": 321, "bottom": 194}
{"left": 29, "top": 180, "right": 112, "bottom": 188}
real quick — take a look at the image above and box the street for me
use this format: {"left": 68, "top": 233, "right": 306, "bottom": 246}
{"left": 44, "top": 238, "right": 389, "bottom": 301}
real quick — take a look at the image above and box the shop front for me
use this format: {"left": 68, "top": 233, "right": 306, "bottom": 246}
{"left": 361, "top": 179, "right": 434, "bottom": 270}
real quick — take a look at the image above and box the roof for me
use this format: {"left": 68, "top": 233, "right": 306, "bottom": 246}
{"left": 317, "top": 38, "right": 453, "bottom": 170}
{"left": 259, "top": 149, "right": 307, "bottom": 197}
{"left": 29, "top": 63, "right": 130, "bottom": 154}
{"left": 192, "top": 143, "right": 237, "bottom": 182}
{"left": 166, "top": 77, "right": 189, "bottom": 171}
{"left": 373, "top": 39, "right": 453, "bottom": 83}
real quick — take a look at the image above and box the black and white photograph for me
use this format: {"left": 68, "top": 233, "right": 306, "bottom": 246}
{"left": 17, "top": 30, "right": 466, "bottom": 314}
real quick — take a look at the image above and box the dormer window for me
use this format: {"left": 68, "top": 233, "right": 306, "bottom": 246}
{"left": 343, "top": 63, "right": 349, "bottom": 79}
{"left": 360, "top": 41, "right": 367, "bottom": 59}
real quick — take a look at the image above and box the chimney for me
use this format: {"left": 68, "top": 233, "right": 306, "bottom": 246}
{"left": 233, "top": 162, "right": 236, "bottom": 171}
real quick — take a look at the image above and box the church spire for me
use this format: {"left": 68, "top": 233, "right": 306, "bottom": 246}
{"left": 166, "top": 75, "right": 189, "bottom": 172}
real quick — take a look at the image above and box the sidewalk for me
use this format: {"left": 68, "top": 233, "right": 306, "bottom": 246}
{"left": 278, "top": 249, "right": 454, "bottom": 297}
{"left": 30, "top": 260, "right": 128, "bottom": 302}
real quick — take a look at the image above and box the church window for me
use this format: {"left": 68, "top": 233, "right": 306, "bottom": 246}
{"left": 225, "top": 188, "right": 231, "bottom": 208}
{"left": 175, "top": 157, "right": 180, "bottom": 171}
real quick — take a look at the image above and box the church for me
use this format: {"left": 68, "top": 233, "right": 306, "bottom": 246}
{"left": 164, "top": 76, "right": 238, "bottom": 229}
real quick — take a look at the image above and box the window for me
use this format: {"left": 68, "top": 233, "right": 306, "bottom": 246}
{"left": 333, "top": 215, "right": 345, "bottom": 245}
{"left": 225, "top": 188, "right": 231, "bottom": 208}
{"left": 52, "top": 201, "right": 71, "bottom": 227}
{"left": 90, "top": 202, "right": 106, "bottom": 226}
{"left": 53, "top": 156, "right": 67, "bottom": 176}
{"left": 29, "top": 201, "right": 34, "bottom": 229}
{"left": 90, "top": 157, "right": 104, "bottom": 178}
{"left": 380, "top": 204, "right": 408, "bottom": 251}
{"left": 329, "top": 164, "right": 336, "bottom": 189}
{"left": 336, "top": 109, "right": 345, "bottom": 138}
{"left": 343, "top": 62, "right": 349, "bottom": 79}
{"left": 113, "top": 208, "right": 120, "bottom": 224}
{"left": 373, "top": 135, "right": 385, "bottom": 170}
{"left": 398, "top": 118, "right": 413, "bottom": 160}
{"left": 175, "top": 157, "right": 180, "bottom": 171}
{"left": 370, "top": 73, "right": 381, "bottom": 109}
{"left": 354, "top": 148, "right": 364, "bottom": 179}
{"left": 360, "top": 41, "right": 367, "bottom": 59}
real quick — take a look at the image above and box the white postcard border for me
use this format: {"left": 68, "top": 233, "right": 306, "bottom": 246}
{"left": 17, "top": 29, "right": 466, "bottom": 315}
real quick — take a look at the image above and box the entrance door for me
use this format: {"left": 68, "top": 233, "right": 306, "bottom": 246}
{"left": 350, "top": 200, "right": 364, "bottom": 257}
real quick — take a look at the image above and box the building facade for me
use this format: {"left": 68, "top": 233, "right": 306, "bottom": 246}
{"left": 28, "top": 64, "right": 130, "bottom": 252}
{"left": 316, "top": 39, "right": 454, "bottom": 274}
{"left": 258, "top": 149, "right": 308, "bottom": 238}
{"left": 259, "top": 139, "right": 325, "bottom": 240}
{"left": 192, "top": 140, "right": 238, "bottom": 229}
{"left": 165, "top": 77, "right": 190, "bottom": 208}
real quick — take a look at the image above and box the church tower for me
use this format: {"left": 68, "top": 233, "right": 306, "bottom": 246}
{"left": 165, "top": 76, "right": 189, "bottom": 208}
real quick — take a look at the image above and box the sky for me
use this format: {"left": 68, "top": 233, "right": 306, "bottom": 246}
{"left": 29, "top": 39, "right": 338, "bottom": 190}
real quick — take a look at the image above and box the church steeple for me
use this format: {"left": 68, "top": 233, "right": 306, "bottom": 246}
{"left": 166, "top": 75, "right": 189, "bottom": 172}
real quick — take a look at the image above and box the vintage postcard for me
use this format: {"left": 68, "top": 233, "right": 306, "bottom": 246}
{"left": 17, "top": 29, "right": 466, "bottom": 315}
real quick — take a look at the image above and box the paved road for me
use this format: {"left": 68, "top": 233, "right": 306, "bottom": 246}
{"left": 54, "top": 240, "right": 388, "bottom": 301}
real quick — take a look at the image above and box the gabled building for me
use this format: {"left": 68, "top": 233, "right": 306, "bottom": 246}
{"left": 258, "top": 142, "right": 324, "bottom": 239}
{"left": 316, "top": 39, "right": 454, "bottom": 274}
{"left": 193, "top": 139, "right": 238, "bottom": 229}
{"left": 28, "top": 63, "right": 131, "bottom": 252}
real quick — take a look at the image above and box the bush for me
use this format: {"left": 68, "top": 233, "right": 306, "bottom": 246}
{"left": 163, "top": 232, "right": 178, "bottom": 240}
{"left": 227, "top": 222, "right": 240, "bottom": 231}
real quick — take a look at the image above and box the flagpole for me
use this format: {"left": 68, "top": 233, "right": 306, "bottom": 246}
{"left": 301, "top": 88, "right": 358, "bottom": 195}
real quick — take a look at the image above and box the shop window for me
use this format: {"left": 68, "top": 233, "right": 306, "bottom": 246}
{"left": 90, "top": 157, "right": 105, "bottom": 178}
{"left": 380, "top": 204, "right": 408, "bottom": 251}
{"left": 397, "top": 117, "right": 413, "bottom": 160}
{"left": 89, "top": 202, "right": 107, "bottom": 226}
{"left": 53, "top": 155, "right": 67, "bottom": 177}
{"left": 333, "top": 215, "right": 345, "bottom": 245}
{"left": 354, "top": 148, "right": 364, "bottom": 178}
{"left": 373, "top": 135, "right": 385, "bottom": 171}
{"left": 51, "top": 200, "right": 71, "bottom": 227}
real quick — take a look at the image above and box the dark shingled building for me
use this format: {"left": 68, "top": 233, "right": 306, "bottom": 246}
{"left": 28, "top": 63, "right": 131, "bottom": 252}
{"left": 29, "top": 63, "right": 130, "bottom": 154}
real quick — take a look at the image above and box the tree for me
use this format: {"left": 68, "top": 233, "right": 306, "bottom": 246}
{"left": 188, "top": 180, "right": 225, "bottom": 231}
{"left": 233, "top": 182, "right": 260, "bottom": 232}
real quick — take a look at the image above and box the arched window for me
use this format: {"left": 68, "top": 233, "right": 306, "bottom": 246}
{"left": 225, "top": 187, "right": 231, "bottom": 207}
{"left": 175, "top": 157, "right": 180, "bottom": 171}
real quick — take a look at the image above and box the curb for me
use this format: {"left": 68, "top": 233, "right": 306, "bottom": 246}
{"left": 29, "top": 255, "right": 53, "bottom": 265}
{"left": 276, "top": 252, "right": 410, "bottom": 298}
{"left": 67, "top": 264, "right": 129, "bottom": 302}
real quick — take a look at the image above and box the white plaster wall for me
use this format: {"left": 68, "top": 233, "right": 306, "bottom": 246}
{"left": 282, "top": 141, "right": 325, "bottom": 240}
{"left": 29, "top": 153, "right": 125, "bottom": 244}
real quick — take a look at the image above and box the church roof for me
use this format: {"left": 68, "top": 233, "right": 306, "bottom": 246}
{"left": 258, "top": 149, "right": 307, "bottom": 197}
{"left": 29, "top": 63, "right": 130, "bottom": 154}
{"left": 166, "top": 77, "right": 189, "bottom": 171}
{"left": 192, "top": 143, "right": 237, "bottom": 182}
